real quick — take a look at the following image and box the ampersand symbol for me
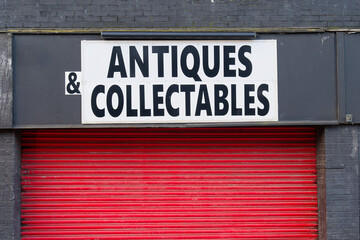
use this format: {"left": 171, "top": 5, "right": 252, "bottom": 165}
{"left": 66, "top": 72, "right": 80, "bottom": 94}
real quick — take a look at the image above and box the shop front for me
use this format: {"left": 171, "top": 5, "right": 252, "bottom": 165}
{"left": 4, "top": 31, "right": 349, "bottom": 239}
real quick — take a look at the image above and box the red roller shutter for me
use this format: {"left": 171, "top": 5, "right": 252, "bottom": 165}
{"left": 21, "top": 127, "right": 318, "bottom": 239}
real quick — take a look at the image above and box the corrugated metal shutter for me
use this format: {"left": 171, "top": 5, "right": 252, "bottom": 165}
{"left": 21, "top": 127, "right": 318, "bottom": 239}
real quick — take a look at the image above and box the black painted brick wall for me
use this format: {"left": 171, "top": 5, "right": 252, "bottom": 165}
{"left": 325, "top": 126, "right": 360, "bottom": 240}
{"left": 0, "top": 131, "right": 21, "bottom": 240}
{"left": 1, "top": 0, "right": 360, "bottom": 29}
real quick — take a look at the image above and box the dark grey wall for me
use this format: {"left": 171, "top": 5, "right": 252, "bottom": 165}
{"left": 13, "top": 34, "right": 100, "bottom": 127}
{"left": 343, "top": 33, "right": 360, "bottom": 124}
{"left": 12, "top": 33, "right": 337, "bottom": 127}
{"left": 323, "top": 126, "right": 360, "bottom": 240}
{"left": 0, "top": 131, "right": 21, "bottom": 240}
{"left": 275, "top": 33, "right": 336, "bottom": 122}
{"left": 0, "top": 0, "right": 360, "bottom": 29}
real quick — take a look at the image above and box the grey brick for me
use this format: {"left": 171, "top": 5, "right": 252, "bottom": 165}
{"left": 323, "top": 126, "right": 360, "bottom": 240}
{"left": 39, "top": 22, "right": 58, "bottom": 28}
{"left": 101, "top": 16, "right": 117, "bottom": 22}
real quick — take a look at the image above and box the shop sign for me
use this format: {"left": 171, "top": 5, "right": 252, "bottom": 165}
{"left": 66, "top": 40, "right": 278, "bottom": 124}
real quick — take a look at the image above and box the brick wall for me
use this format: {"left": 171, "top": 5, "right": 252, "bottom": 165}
{"left": 324, "top": 126, "right": 360, "bottom": 239}
{"left": 0, "top": 0, "right": 360, "bottom": 29}
{"left": 0, "top": 131, "right": 21, "bottom": 240}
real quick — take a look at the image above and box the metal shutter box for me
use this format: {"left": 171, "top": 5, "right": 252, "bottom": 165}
{"left": 21, "top": 127, "right": 318, "bottom": 239}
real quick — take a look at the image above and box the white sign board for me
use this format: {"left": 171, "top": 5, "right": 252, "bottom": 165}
{"left": 80, "top": 40, "right": 278, "bottom": 124}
